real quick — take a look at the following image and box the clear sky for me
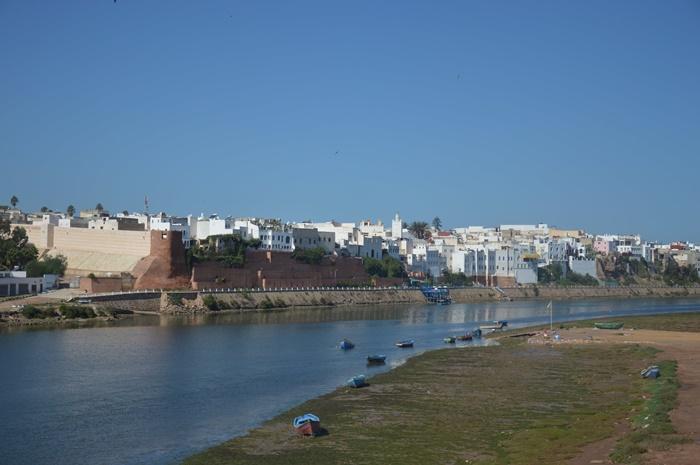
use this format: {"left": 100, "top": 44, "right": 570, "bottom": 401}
{"left": 1, "top": 1, "right": 698, "bottom": 242}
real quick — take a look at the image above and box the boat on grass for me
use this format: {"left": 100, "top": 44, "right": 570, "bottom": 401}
{"left": 456, "top": 333, "right": 473, "bottom": 341}
{"left": 395, "top": 339, "right": 414, "bottom": 348}
{"left": 347, "top": 375, "right": 368, "bottom": 388}
{"left": 594, "top": 322, "right": 624, "bottom": 330}
{"left": 443, "top": 336, "right": 456, "bottom": 344}
{"left": 641, "top": 365, "right": 660, "bottom": 379}
{"left": 367, "top": 355, "right": 387, "bottom": 365}
{"left": 472, "top": 328, "right": 482, "bottom": 338}
{"left": 339, "top": 338, "right": 355, "bottom": 350}
{"left": 293, "top": 413, "right": 321, "bottom": 437}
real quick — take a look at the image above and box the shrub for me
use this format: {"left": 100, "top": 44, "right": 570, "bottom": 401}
{"left": 21, "top": 305, "right": 57, "bottom": 319}
{"left": 291, "top": 247, "right": 326, "bottom": 265}
{"left": 58, "top": 304, "right": 96, "bottom": 319}
{"left": 258, "top": 298, "right": 275, "bottom": 309}
{"left": 202, "top": 294, "right": 219, "bottom": 311}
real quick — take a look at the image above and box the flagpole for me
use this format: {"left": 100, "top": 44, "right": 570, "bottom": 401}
{"left": 549, "top": 300, "right": 553, "bottom": 332}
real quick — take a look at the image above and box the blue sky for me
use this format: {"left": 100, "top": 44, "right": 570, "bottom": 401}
{"left": 1, "top": 1, "right": 698, "bottom": 242}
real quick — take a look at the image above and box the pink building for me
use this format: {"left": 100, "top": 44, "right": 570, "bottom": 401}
{"left": 593, "top": 239, "right": 612, "bottom": 255}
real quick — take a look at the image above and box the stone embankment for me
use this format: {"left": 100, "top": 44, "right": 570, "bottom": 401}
{"left": 81, "top": 285, "right": 700, "bottom": 314}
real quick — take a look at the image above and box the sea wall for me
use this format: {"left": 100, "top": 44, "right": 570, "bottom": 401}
{"left": 82, "top": 285, "right": 700, "bottom": 314}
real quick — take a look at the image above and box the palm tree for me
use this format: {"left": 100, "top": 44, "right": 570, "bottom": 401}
{"left": 10, "top": 195, "right": 18, "bottom": 208}
{"left": 432, "top": 216, "right": 442, "bottom": 231}
{"left": 66, "top": 205, "right": 75, "bottom": 217}
{"left": 40, "top": 206, "right": 49, "bottom": 213}
{"left": 408, "top": 221, "right": 430, "bottom": 240}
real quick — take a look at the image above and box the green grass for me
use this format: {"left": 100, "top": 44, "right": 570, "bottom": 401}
{"left": 184, "top": 340, "right": 658, "bottom": 465}
{"left": 611, "top": 360, "right": 687, "bottom": 464}
{"left": 559, "top": 311, "right": 700, "bottom": 333}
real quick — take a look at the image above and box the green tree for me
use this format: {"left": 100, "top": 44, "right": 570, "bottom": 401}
{"left": 363, "top": 256, "right": 407, "bottom": 278}
{"left": 408, "top": 221, "right": 431, "bottom": 240}
{"left": 432, "top": 217, "right": 442, "bottom": 231}
{"left": 25, "top": 255, "right": 68, "bottom": 277}
{"left": 0, "top": 223, "right": 38, "bottom": 270}
{"left": 40, "top": 206, "right": 49, "bottom": 213}
{"left": 10, "top": 195, "right": 18, "bottom": 208}
{"left": 96, "top": 203, "right": 104, "bottom": 213}
{"left": 66, "top": 205, "right": 75, "bottom": 217}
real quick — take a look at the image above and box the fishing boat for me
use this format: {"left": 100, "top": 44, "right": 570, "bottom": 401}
{"left": 347, "top": 375, "right": 368, "bottom": 388}
{"left": 395, "top": 339, "right": 414, "bottom": 348}
{"left": 293, "top": 413, "right": 321, "bottom": 437}
{"left": 641, "top": 365, "right": 660, "bottom": 379}
{"left": 339, "top": 338, "right": 355, "bottom": 350}
{"left": 443, "top": 336, "right": 456, "bottom": 344}
{"left": 367, "top": 355, "right": 387, "bottom": 365}
{"left": 594, "top": 322, "right": 624, "bottom": 330}
{"left": 480, "top": 320, "right": 508, "bottom": 331}
{"left": 456, "top": 334, "right": 473, "bottom": 341}
{"left": 471, "top": 328, "right": 483, "bottom": 338}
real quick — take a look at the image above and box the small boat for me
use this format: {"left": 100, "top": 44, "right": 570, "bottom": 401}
{"left": 339, "top": 338, "right": 355, "bottom": 350}
{"left": 641, "top": 365, "right": 660, "bottom": 379}
{"left": 347, "top": 375, "right": 368, "bottom": 388}
{"left": 471, "top": 328, "right": 482, "bottom": 338}
{"left": 395, "top": 339, "right": 414, "bottom": 348}
{"left": 367, "top": 355, "right": 387, "bottom": 365}
{"left": 456, "top": 334, "right": 473, "bottom": 341}
{"left": 443, "top": 336, "right": 456, "bottom": 344}
{"left": 594, "top": 322, "right": 624, "bottom": 330}
{"left": 293, "top": 413, "right": 321, "bottom": 437}
{"left": 480, "top": 320, "right": 508, "bottom": 331}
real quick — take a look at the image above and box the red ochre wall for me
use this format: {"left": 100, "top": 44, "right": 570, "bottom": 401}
{"left": 132, "top": 230, "right": 190, "bottom": 290}
{"left": 191, "top": 251, "right": 372, "bottom": 290}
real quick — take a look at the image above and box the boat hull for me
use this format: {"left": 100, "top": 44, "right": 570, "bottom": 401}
{"left": 594, "top": 322, "right": 624, "bottom": 330}
{"left": 295, "top": 420, "right": 321, "bottom": 436}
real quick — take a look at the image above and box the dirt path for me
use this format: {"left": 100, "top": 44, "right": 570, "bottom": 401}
{"left": 541, "top": 329, "right": 700, "bottom": 465}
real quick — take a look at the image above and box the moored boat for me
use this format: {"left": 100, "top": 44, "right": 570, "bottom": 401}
{"left": 395, "top": 339, "right": 414, "bottom": 348}
{"left": 347, "top": 375, "right": 368, "bottom": 388}
{"left": 471, "top": 328, "right": 483, "bottom": 338}
{"left": 480, "top": 320, "right": 508, "bottom": 331}
{"left": 367, "top": 354, "right": 387, "bottom": 365}
{"left": 594, "top": 322, "right": 624, "bottom": 330}
{"left": 443, "top": 336, "right": 456, "bottom": 344}
{"left": 456, "top": 334, "right": 473, "bottom": 341}
{"left": 339, "top": 338, "right": 355, "bottom": 350}
{"left": 293, "top": 413, "right": 321, "bottom": 436}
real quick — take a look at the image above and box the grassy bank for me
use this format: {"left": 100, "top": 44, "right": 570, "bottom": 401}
{"left": 185, "top": 338, "right": 657, "bottom": 465}
{"left": 558, "top": 311, "right": 700, "bottom": 333}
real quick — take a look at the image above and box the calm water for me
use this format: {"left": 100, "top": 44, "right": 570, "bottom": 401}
{"left": 1, "top": 298, "right": 699, "bottom": 465}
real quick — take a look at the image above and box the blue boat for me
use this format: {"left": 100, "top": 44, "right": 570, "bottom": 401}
{"left": 395, "top": 339, "right": 414, "bottom": 348}
{"left": 367, "top": 355, "right": 386, "bottom": 365}
{"left": 347, "top": 375, "right": 368, "bottom": 388}
{"left": 472, "top": 328, "right": 482, "bottom": 338}
{"left": 339, "top": 338, "right": 355, "bottom": 350}
{"left": 641, "top": 365, "right": 661, "bottom": 379}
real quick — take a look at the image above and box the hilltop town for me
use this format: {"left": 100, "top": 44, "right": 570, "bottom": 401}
{"left": 1, "top": 197, "right": 698, "bottom": 298}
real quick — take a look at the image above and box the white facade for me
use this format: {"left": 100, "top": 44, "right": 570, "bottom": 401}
{"left": 391, "top": 213, "right": 403, "bottom": 239}
{"left": 259, "top": 229, "right": 294, "bottom": 252}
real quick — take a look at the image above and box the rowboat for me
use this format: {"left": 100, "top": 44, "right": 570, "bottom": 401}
{"left": 480, "top": 320, "right": 508, "bottom": 331}
{"left": 594, "top": 322, "right": 624, "bottom": 330}
{"left": 395, "top": 339, "right": 414, "bottom": 348}
{"left": 339, "top": 338, "right": 355, "bottom": 350}
{"left": 456, "top": 334, "right": 473, "bottom": 341}
{"left": 293, "top": 413, "right": 321, "bottom": 436}
{"left": 443, "top": 336, "right": 456, "bottom": 344}
{"left": 641, "top": 365, "right": 660, "bottom": 379}
{"left": 367, "top": 355, "right": 387, "bottom": 365}
{"left": 347, "top": 375, "right": 368, "bottom": 388}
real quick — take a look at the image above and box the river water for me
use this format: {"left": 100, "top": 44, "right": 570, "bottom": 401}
{"left": 1, "top": 298, "right": 699, "bottom": 465}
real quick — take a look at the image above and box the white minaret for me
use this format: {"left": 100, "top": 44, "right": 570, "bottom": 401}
{"left": 392, "top": 212, "right": 402, "bottom": 239}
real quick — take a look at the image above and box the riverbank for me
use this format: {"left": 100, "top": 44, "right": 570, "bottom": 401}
{"left": 103, "top": 284, "right": 700, "bottom": 315}
{"left": 184, "top": 312, "right": 700, "bottom": 465}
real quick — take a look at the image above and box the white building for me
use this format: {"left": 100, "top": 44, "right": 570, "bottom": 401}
{"left": 259, "top": 229, "right": 294, "bottom": 252}
{"left": 391, "top": 213, "right": 403, "bottom": 239}
{"left": 150, "top": 214, "right": 191, "bottom": 247}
